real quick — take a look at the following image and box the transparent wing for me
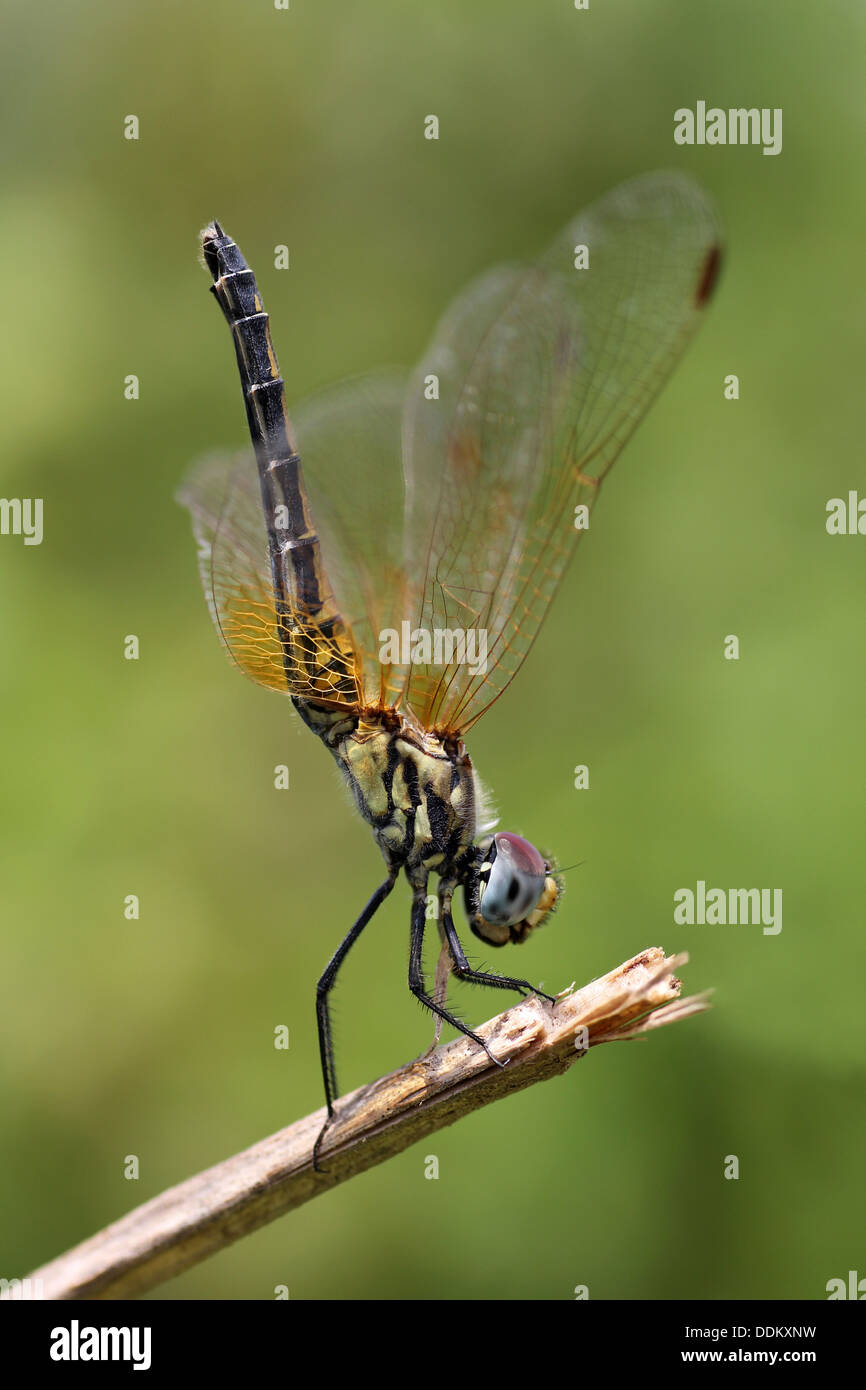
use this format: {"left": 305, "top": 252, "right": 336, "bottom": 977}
{"left": 177, "top": 373, "right": 410, "bottom": 709}
{"left": 177, "top": 451, "right": 294, "bottom": 694}
{"left": 399, "top": 170, "right": 721, "bottom": 732}
{"left": 294, "top": 372, "right": 414, "bottom": 708}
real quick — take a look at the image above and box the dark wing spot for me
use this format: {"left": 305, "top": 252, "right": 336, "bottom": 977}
{"left": 695, "top": 245, "right": 722, "bottom": 308}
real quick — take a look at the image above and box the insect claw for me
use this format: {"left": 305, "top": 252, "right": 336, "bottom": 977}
{"left": 533, "top": 986, "right": 558, "bottom": 1006}
{"left": 478, "top": 1039, "right": 509, "bottom": 1070}
{"left": 312, "top": 1113, "right": 336, "bottom": 1174}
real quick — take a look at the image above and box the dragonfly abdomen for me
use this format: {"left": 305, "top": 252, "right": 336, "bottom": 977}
{"left": 200, "top": 222, "right": 357, "bottom": 703}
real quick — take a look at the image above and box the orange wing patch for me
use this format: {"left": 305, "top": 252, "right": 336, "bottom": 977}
{"left": 178, "top": 452, "right": 362, "bottom": 709}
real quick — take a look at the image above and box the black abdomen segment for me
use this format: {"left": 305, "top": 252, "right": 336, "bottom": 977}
{"left": 200, "top": 221, "right": 325, "bottom": 619}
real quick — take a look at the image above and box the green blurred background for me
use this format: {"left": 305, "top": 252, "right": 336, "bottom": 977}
{"left": 1, "top": 0, "right": 863, "bottom": 1300}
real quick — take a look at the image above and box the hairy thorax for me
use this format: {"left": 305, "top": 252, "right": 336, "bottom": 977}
{"left": 293, "top": 701, "right": 479, "bottom": 879}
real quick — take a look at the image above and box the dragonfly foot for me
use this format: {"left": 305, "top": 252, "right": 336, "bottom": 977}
{"left": 473, "top": 1034, "right": 509, "bottom": 1070}
{"left": 312, "top": 1113, "right": 336, "bottom": 1174}
{"left": 532, "top": 985, "right": 558, "bottom": 1006}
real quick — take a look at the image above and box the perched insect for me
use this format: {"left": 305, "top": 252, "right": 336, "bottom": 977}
{"left": 178, "top": 172, "right": 721, "bottom": 1166}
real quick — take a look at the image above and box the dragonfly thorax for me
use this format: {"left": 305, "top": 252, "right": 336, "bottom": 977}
{"left": 295, "top": 700, "right": 479, "bottom": 877}
{"left": 295, "top": 697, "right": 560, "bottom": 943}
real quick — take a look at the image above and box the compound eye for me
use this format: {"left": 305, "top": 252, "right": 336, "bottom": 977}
{"left": 479, "top": 832, "right": 547, "bottom": 928}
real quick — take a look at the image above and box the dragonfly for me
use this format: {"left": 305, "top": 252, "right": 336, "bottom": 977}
{"left": 178, "top": 171, "right": 721, "bottom": 1167}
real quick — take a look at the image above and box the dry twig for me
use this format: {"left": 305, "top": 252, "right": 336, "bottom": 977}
{"left": 11, "top": 947, "right": 709, "bottom": 1301}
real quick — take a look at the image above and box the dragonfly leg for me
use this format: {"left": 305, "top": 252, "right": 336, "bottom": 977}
{"left": 313, "top": 871, "right": 397, "bottom": 1172}
{"left": 441, "top": 899, "right": 557, "bottom": 1005}
{"left": 412, "top": 937, "right": 452, "bottom": 1061}
{"left": 408, "top": 890, "right": 508, "bottom": 1071}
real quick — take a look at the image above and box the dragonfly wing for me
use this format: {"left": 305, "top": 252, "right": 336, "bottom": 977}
{"left": 179, "top": 445, "right": 365, "bottom": 706}
{"left": 399, "top": 170, "right": 721, "bottom": 733}
{"left": 177, "top": 451, "right": 294, "bottom": 694}
{"left": 178, "top": 373, "right": 410, "bottom": 709}
{"left": 291, "top": 371, "right": 414, "bottom": 709}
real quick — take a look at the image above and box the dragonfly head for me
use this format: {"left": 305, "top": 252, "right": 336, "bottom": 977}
{"left": 469, "top": 831, "right": 561, "bottom": 946}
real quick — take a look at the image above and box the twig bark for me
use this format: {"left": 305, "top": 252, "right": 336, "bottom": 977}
{"left": 12, "top": 947, "right": 708, "bottom": 1301}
